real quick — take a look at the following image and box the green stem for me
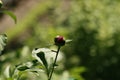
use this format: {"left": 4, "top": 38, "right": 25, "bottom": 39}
{"left": 48, "top": 46, "right": 61, "bottom": 80}
{"left": 46, "top": 67, "right": 49, "bottom": 79}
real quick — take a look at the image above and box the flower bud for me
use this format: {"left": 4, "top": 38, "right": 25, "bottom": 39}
{"left": 54, "top": 35, "right": 65, "bottom": 46}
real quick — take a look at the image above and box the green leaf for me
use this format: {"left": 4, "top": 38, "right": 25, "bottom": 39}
{"left": 17, "top": 66, "right": 29, "bottom": 71}
{"left": 2, "top": 10, "right": 17, "bottom": 23}
{"left": 16, "top": 62, "right": 33, "bottom": 71}
{"left": 31, "top": 59, "right": 39, "bottom": 66}
{"left": 0, "top": 34, "right": 7, "bottom": 55}
{"left": 4, "top": 66, "right": 11, "bottom": 78}
{"left": 36, "top": 52, "right": 48, "bottom": 69}
{"left": 0, "top": 6, "right": 17, "bottom": 23}
{"left": 0, "top": 0, "right": 2, "bottom": 8}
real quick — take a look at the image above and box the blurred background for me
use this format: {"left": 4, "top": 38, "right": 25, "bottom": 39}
{"left": 1, "top": 0, "right": 120, "bottom": 80}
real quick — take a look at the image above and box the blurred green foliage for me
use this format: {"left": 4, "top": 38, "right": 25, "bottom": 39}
{"left": 1, "top": 0, "right": 120, "bottom": 80}
{"left": 63, "top": 0, "right": 120, "bottom": 80}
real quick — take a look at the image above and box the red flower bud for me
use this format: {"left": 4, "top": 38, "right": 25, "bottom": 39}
{"left": 54, "top": 35, "right": 65, "bottom": 46}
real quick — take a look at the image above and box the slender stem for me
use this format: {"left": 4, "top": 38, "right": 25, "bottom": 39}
{"left": 46, "top": 67, "right": 49, "bottom": 79}
{"left": 48, "top": 46, "right": 61, "bottom": 80}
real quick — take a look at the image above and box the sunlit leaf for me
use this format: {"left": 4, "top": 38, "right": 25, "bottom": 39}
{"left": 16, "top": 60, "right": 44, "bottom": 72}
{"left": 0, "top": 34, "right": 7, "bottom": 55}
{"left": 0, "top": 0, "right": 2, "bottom": 8}
{"left": 4, "top": 66, "right": 11, "bottom": 78}
{"left": 32, "top": 48, "right": 63, "bottom": 66}
{"left": 16, "top": 62, "right": 31, "bottom": 71}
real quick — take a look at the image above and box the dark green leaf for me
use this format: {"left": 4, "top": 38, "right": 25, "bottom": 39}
{"left": 17, "top": 66, "right": 29, "bottom": 71}
{"left": 36, "top": 52, "right": 48, "bottom": 68}
{"left": 0, "top": 10, "right": 17, "bottom": 23}
{"left": 32, "top": 59, "right": 39, "bottom": 66}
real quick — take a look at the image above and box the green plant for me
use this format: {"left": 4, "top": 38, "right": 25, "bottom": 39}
{"left": 3, "top": 35, "right": 72, "bottom": 80}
